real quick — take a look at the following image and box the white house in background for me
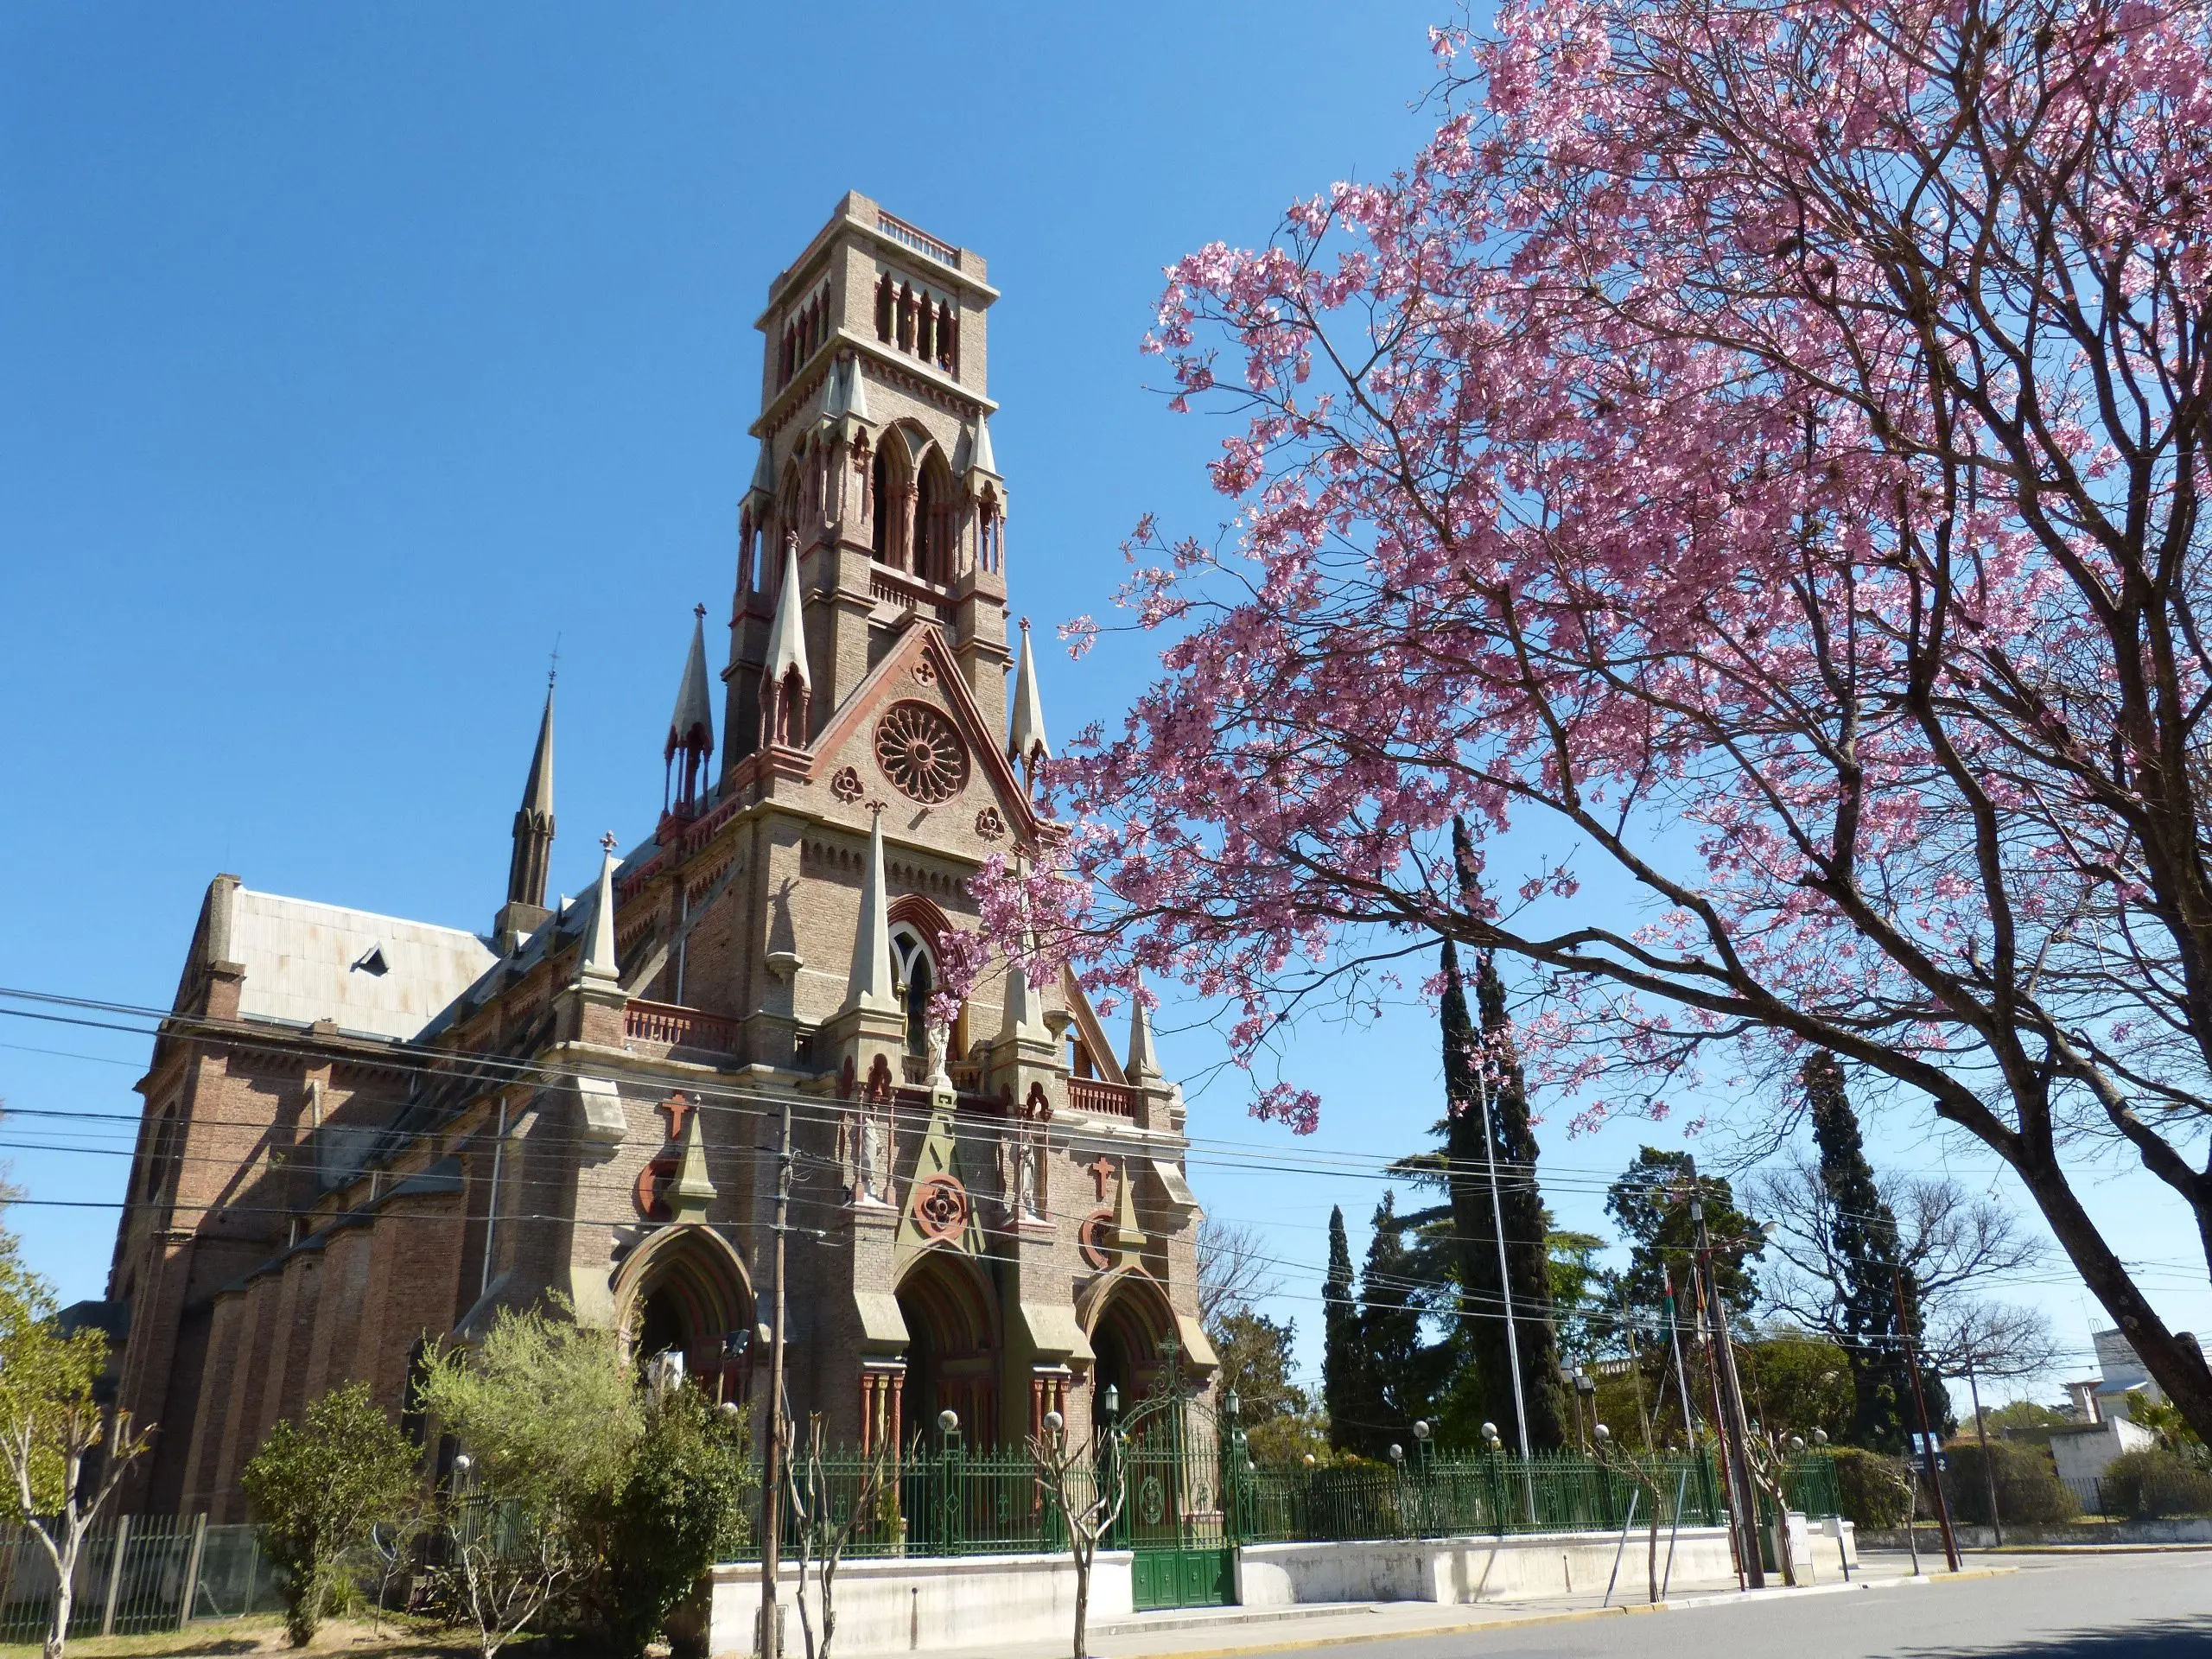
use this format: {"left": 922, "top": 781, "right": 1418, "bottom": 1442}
{"left": 2049, "top": 1329, "right": 2167, "bottom": 1488}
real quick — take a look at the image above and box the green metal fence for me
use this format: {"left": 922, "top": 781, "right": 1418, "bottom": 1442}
{"left": 728, "top": 1443, "right": 1844, "bottom": 1560}
{"left": 0, "top": 1517, "right": 281, "bottom": 1642}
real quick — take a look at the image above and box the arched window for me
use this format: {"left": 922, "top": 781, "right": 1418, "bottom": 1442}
{"left": 937, "top": 302, "right": 957, "bottom": 373}
{"left": 912, "top": 452, "right": 956, "bottom": 585}
{"left": 871, "top": 437, "right": 915, "bottom": 568}
{"left": 917, "top": 297, "right": 934, "bottom": 364}
{"left": 898, "top": 283, "right": 916, "bottom": 352}
{"left": 876, "top": 273, "right": 894, "bottom": 341}
{"left": 890, "top": 926, "right": 934, "bottom": 1056}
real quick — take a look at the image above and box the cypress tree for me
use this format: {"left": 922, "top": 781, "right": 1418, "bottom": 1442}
{"left": 1352, "top": 1192, "right": 1445, "bottom": 1454}
{"left": 1803, "top": 1053, "right": 1941, "bottom": 1451}
{"left": 1321, "top": 1205, "right": 1364, "bottom": 1452}
{"left": 1442, "top": 906, "right": 1571, "bottom": 1451}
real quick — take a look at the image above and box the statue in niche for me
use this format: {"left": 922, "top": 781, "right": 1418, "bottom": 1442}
{"left": 857, "top": 1052, "right": 895, "bottom": 1205}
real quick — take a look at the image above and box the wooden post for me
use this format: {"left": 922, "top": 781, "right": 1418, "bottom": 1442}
{"left": 99, "top": 1514, "right": 130, "bottom": 1637}
{"left": 177, "top": 1516, "right": 207, "bottom": 1627}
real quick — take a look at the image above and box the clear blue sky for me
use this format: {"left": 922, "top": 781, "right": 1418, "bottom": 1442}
{"left": 3, "top": 2, "right": 2201, "bottom": 1412}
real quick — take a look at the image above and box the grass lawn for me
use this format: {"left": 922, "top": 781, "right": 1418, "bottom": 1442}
{"left": 0, "top": 1618, "right": 499, "bottom": 1659}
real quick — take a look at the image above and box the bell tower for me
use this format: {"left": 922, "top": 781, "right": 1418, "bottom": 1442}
{"left": 721, "top": 194, "right": 1010, "bottom": 777}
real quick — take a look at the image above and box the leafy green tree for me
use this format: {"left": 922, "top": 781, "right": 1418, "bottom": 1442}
{"left": 240, "top": 1382, "right": 423, "bottom": 1646}
{"left": 1547, "top": 1230, "right": 1615, "bottom": 1368}
{"left": 1735, "top": 1328, "right": 1854, "bottom": 1444}
{"left": 1216, "top": 1310, "right": 1305, "bottom": 1427}
{"left": 596, "top": 1389, "right": 753, "bottom": 1659}
{"left": 0, "top": 1236, "right": 152, "bottom": 1659}
{"left": 1980, "top": 1401, "right": 2072, "bottom": 1448}
{"left": 416, "top": 1300, "right": 640, "bottom": 1659}
{"left": 1320, "top": 1205, "right": 1370, "bottom": 1454}
{"left": 1605, "top": 1147, "right": 1764, "bottom": 1325}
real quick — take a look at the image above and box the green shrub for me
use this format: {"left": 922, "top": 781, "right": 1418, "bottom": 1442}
{"left": 1830, "top": 1446, "right": 1914, "bottom": 1527}
{"left": 2101, "top": 1448, "right": 2212, "bottom": 1518}
{"left": 585, "top": 1389, "right": 756, "bottom": 1659}
{"left": 1943, "top": 1440, "right": 2079, "bottom": 1525}
{"left": 240, "top": 1382, "right": 423, "bottom": 1647}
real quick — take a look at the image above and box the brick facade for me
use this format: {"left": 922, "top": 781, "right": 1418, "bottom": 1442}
{"left": 101, "top": 193, "right": 1210, "bottom": 1518}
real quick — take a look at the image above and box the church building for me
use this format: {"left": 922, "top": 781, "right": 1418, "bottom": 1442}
{"left": 101, "top": 194, "right": 1211, "bottom": 1520}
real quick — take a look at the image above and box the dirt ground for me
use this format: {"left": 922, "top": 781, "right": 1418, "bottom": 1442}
{"left": 0, "top": 1618, "right": 505, "bottom": 1659}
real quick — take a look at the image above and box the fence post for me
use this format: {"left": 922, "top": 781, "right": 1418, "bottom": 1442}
{"left": 178, "top": 1516, "right": 207, "bottom": 1627}
{"left": 100, "top": 1514, "right": 131, "bottom": 1637}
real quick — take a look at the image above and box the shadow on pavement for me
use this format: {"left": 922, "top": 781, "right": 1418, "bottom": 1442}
{"left": 1897, "top": 1616, "right": 2212, "bottom": 1657}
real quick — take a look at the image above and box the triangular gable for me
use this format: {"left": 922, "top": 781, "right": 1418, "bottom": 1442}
{"left": 806, "top": 617, "right": 1048, "bottom": 844}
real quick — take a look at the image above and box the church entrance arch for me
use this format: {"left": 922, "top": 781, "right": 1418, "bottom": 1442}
{"left": 1086, "top": 1270, "right": 1179, "bottom": 1421}
{"left": 613, "top": 1224, "right": 755, "bottom": 1402}
{"left": 895, "top": 1248, "right": 1000, "bottom": 1447}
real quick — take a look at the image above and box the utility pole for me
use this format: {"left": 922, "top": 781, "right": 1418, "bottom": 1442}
{"left": 1620, "top": 1291, "right": 1654, "bottom": 1448}
{"left": 1687, "top": 1160, "right": 1764, "bottom": 1589}
{"left": 1964, "top": 1356, "right": 2002, "bottom": 1548}
{"left": 1896, "top": 1265, "right": 1961, "bottom": 1572}
{"left": 1471, "top": 1062, "right": 1532, "bottom": 1462}
{"left": 1662, "top": 1266, "right": 1698, "bottom": 1444}
{"left": 759, "top": 1095, "right": 795, "bottom": 1658}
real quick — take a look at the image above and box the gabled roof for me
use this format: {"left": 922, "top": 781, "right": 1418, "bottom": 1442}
{"left": 220, "top": 887, "right": 498, "bottom": 1042}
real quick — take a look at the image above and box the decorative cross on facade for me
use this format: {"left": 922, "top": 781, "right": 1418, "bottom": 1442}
{"left": 1088, "top": 1154, "right": 1116, "bottom": 1201}
{"left": 658, "top": 1092, "right": 693, "bottom": 1142}
{"left": 601, "top": 830, "right": 619, "bottom": 853}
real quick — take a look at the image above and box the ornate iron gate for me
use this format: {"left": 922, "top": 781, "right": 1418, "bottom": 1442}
{"left": 1112, "top": 1362, "right": 1238, "bottom": 1611}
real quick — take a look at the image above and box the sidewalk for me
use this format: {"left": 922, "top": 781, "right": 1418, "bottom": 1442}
{"left": 926, "top": 1553, "right": 2017, "bottom": 1659}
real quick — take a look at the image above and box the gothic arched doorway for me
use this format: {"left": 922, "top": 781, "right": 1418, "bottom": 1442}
{"left": 895, "top": 1249, "right": 1000, "bottom": 1447}
{"left": 613, "top": 1224, "right": 756, "bottom": 1402}
{"left": 1085, "top": 1271, "right": 1179, "bottom": 1423}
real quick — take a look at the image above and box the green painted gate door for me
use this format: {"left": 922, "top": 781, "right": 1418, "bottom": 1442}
{"left": 1122, "top": 1387, "right": 1237, "bottom": 1611}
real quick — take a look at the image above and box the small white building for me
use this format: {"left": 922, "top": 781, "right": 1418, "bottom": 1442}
{"left": 2049, "top": 1330, "right": 2165, "bottom": 1488}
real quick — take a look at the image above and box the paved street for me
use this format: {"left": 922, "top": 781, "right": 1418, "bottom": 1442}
{"left": 1210, "top": 1553, "right": 2210, "bottom": 1659}
{"left": 953, "top": 1551, "right": 2212, "bottom": 1659}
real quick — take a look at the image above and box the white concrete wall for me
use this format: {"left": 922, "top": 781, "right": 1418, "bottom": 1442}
{"left": 708, "top": 1550, "right": 1133, "bottom": 1657}
{"left": 1236, "top": 1526, "right": 1742, "bottom": 1608}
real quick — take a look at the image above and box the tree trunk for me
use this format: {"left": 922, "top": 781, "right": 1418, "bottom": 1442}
{"left": 2012, "top": 1150, "right": 2212, "bottom": 1441}
{"left": 42, "top": 1530, "right": 75, "bottom": 1659}
{"left": 1071, "top": 1537, "right": 1090, "bottom": 1659}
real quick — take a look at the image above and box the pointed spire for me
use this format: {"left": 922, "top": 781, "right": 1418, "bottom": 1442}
{"left": 1007, "top": 618, "right": 1050, "bottom": 780}
{"left": 577, "top": 833, "right": 620, "bottom": 985}
{"left": 998, "top": 928, "right": 1049, "bottom": 1046}
{"left": 969, "top": 414, "right": 997, "bottom": 477}
{"left": 667, "top": 607, "right": 716, "bottom": 760}
{"left": 667, "top": 1098, "right": 716, "bottom": 1224}
{"left": 766, "top": 537, "right": 810, "bottom": 690}
{"left": 505, "top": 679, "right": 556, "bottom": 912}
{"left": 1126, "top": 973, "right": 1162, "bottom": 1084}
{"left": 842, "top": 805, "right": 897, "bottom": 1015}
{"left": 665, "top": 607, "right": 715, "bottom": 817}
{"left": 747, "top": 441, "right": 776, "bottom": 503}
{"left": 823, "top": 353, "right": 873, "bottom": 426}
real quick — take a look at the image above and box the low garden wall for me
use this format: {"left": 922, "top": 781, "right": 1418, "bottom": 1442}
{"left": 1861, "top": 1517, "right": 2212, "bottom": 1548}
{"left": 703, "top": 1522, "right": 1856, "bottom": 1656}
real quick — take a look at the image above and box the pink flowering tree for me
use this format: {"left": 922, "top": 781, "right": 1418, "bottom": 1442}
{"left": 987, "top": 0, "right": 2212, "bottom": 1437}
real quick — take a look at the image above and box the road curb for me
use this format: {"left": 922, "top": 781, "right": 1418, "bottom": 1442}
{"left": 1113, "top": 1567, "right": 2022, "bottom": 1659}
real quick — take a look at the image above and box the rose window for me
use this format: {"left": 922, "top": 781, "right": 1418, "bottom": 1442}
{"left": 874, "top": 702, "right": 969, "bottom": 803}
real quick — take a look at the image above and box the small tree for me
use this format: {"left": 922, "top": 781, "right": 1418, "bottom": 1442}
{"left": 781, "top": 1414, "right": 893, "bottom": 1659}
{"left": 0, "top": 1246, "right": 151, "bottom": 1659}
{"left": 1028, "top": 1414, "right": 1127, "bottom": 1659}
{"left": 415, "top": 1301, "right": 640, "bottom": 1659}
{"left": 241, "top": 1382, "right": 423, "bottom": 1645}
{"left": 594, "top": 1389, "right": 754, "bottom": 1659}
{"left": 1590, "top": 1429, "right": 1669, "bottom": 1604}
